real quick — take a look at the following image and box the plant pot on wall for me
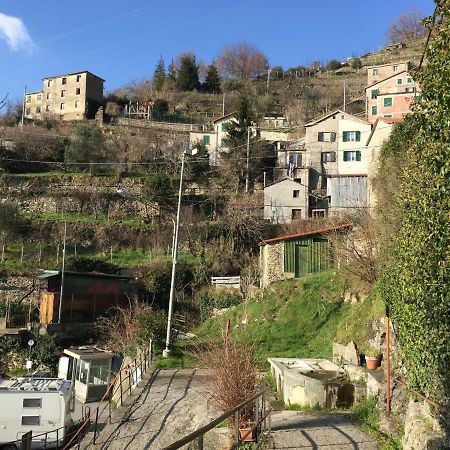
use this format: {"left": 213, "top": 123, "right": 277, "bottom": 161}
{"left": 239, "top": 423, "right": 256, "bottom": 442}
{"left": 365, "top": 355, "right": 380, "bottom": 370}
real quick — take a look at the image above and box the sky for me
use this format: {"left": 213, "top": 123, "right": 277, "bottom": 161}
{"left": 0, "top": 0, "right": 435, "bottom": 102}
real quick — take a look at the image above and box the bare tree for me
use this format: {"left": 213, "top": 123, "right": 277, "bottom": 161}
{"left": 387, "top": 8, "right": 426, "bottom": 43}
{"left": 217, "top": 41, "right": 269, "bottom": 80}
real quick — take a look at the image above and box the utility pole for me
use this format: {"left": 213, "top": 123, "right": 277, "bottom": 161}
{"left": 245, "top": 127, "right": 251, "bottom": 194}
{"left": 20, "top": 85, "right": 26, "bottom": 130}
{"left": 343, "top": 81, "right": 346, "bottom": 112}
{"left": 58, "top": 222, "right": 67, "bottom": 324}
{"left": 222, "top": 92, "right": 225, "bottom": 116}
{"left": 266, "top": 69, "right": 271, "bottom": 94}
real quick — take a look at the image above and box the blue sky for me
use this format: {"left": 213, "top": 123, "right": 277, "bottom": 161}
{"left": 0, "top": 0, "right": 435, "bottom": 101}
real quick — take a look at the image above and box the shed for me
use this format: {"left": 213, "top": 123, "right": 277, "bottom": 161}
{"left": 260, "top": 224, "right": 352, "bottom": 287}
{"left": 58, "top": 346, "right": 114, "bottom": 403}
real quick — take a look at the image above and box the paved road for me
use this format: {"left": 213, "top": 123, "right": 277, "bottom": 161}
{"left": 270, "top": 411, "right": 378, "bottom": 450}
{"left": 85, "top": 368, "right": 217, "bottom": 450}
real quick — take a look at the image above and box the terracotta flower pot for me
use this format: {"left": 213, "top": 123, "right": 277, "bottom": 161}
{"left": 365, "top": 355, "right": 380, "bottom": 370}
{"left": 239, "top": 424, "right": 256, "bottom": 442}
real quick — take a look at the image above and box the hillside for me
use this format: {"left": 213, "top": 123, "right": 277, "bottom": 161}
{"left": 193, "top": 271, "right": 384, "bottom": 367}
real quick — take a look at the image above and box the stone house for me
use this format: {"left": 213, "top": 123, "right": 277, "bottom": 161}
{"left": 366, "top": 61, "right": 411, "bottom": 86}
{"left": 259, "top": 224, "right": 352, "bottom": 287}
{"left": 366, "top": 70, "right": 420, "bottom": 124}
{"left": 24, "top": 70, "right": 104, "bottom": 121}
{"left": 264, "top": 177, "right": 309, "bottom": 223}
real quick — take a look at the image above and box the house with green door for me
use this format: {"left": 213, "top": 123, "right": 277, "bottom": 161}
{"left": 259, "top": 224, "right": 352, "bottom": 287}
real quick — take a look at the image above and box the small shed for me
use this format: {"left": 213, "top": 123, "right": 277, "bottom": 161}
{"left": 260, "top": 224, "right": 352, "bottom": 287}
{"left": 58, "top": 346, "right": 114, "bottom": 403}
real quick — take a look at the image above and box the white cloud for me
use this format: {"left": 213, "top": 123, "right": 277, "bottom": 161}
{"left": 0, "top": 12, "right": 34, "bottom": 52}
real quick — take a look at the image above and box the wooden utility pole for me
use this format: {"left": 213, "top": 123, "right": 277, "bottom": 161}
{"left": 245, "top": 127, "right": 251, "bottom": 194}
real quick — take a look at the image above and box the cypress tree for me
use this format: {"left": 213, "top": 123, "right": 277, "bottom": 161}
{"left": 176, "top": 55, "right": 199, "bottom": 91}
{"left": 204, "top": 63, "right": 221, "bottom": 93}
{"left": 152, "top": 56, "right": 166, "bottom": 92}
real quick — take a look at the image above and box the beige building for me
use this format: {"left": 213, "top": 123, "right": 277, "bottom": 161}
{"left": 366, "top": 61, "right": 411, "bottom": 86}
{"left": 25, "top": 71, "right": 104, "bottom": 121}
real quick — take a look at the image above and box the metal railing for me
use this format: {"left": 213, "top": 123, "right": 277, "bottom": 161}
{"left": 162, "top": 388, "right": 271, "bottom": 450}
{"left": 6, "top": 314, "right": 29, "bottom": 329}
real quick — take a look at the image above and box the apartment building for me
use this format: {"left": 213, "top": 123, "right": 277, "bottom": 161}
{"left": 24, "top": 71, "right": 104, "bottom": 121}
{"left": 366, "top": 61, "right": 411, "bottom": 86}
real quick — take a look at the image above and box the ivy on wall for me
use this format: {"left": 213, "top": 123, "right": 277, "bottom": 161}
{"left": 377, "top": 1, "right": 450, "bottom": 404}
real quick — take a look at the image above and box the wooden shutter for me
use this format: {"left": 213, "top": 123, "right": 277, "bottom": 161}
{"left": 318, "top": 132, "right": 324, "bottom": 142}
{"left": 356, "top": 151, "right": 361, "bottom": 161}
{"left": 330, "top": 152, "right": 336, "bottom": 162}
{"left": 356, "top": 131, "right": 361, "bottom": 141}
{"left": 343, "top": 151, "right": 349, "bottom": 162}
{"left": 343, "top": 131, "right": 348, "bottom": 142}
{"left": 331, "top": 132, "right": 336, "bottom": 142}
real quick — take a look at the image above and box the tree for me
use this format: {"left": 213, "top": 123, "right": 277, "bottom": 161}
{"left": 350, "top": 58, "right": 362, "bottom": 70}
{"left": 217, "top": 41, "right": 269, "bottom": 80}
{"left": 152, "top": 99, "right": 169, "bottom": 120}
{"left": 188, "top": 141, "right": 210, "bottom": 179}
{"left": 326, "top": 59, "right": 342, "bottom": 71}
{"left": 175, "top": 54, "right": 200, "bottom": 91}
{"left": 168, "top": 59, "right": 177, "bottom": 81}
{"left": 378, "top": 3, "right": 450, "bottom": 409}
{"left": 64, "top": 123, "right": 107, "bottom": 172}
{"left": 0, "top": 202, "right": 27, "bottom": 245}
{"left": 387, "top": 8, "right": 426, "bottom": 43}
{"left": 203, "top": 63, "right": 221, "bottom": 93}
{"left": 152, "top": 56, "right": 166, "bottom": 92}
{"left": 143, "top": 171, "right": 175, "bottom": 214}
{"left": 271, "top": 65, "right": 284, "bottom": 79}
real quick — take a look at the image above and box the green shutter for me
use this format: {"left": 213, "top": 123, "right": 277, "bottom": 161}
{"left": 202, "top": 135, "right": 210, "bottom": 145}
{"left": 343, "top": 151, "right": 349, "bottom": 162}
{"left": 356, "top": 151, "right": 361, "bottom": 161}
{"left": 371, "top": 89, "right": 378, "bottom": 99}
{"left": 384, "top": 97, "right": 393, "bottom": 107}
{"left": 343, "top": 131, "right": 348, "bottom": 142}
{"left": 371, "top": 105, "right": 377, "bottom": 115}
{"left": 356, "top": 131, "right": 361, "bottom": 141}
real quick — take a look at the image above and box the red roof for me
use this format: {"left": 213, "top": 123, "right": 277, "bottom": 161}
{"left": 260, "top": 223, "right": 352, "bottom": 245}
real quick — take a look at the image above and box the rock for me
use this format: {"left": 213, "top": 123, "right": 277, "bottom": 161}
{"left": 333, "top": 341, "right": 359, "bottom": 365}
{"left": 402, "top": 399, "right": 447, "bottom": 450}
{"left": 344, "top": 363, "right": 366, "bottom": 383}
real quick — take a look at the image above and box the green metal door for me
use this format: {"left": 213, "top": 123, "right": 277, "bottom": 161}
{"left": 295, "top": 244, "right": 310, "bottom": 278}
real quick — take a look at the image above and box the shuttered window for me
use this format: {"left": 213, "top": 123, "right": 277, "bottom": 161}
{"left": 343, "top": 150, "right": 361, "bottom": 162}
{"left": 384, "top": 97, "right": 393, "bottom": 107}
{"left": 343, "top": 131, "right": 361, "bottom": 142}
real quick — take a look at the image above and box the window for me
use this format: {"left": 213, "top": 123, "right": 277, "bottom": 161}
{"left": 47, "top": 80, "right": 53, "bottom": 87}
{"left": 75, "top": 100, "right": 80, "bottom": 108}
{"left": 61, "top": 90, "right": 66, "bottom": 97}
{"left": 384, "top": 97, "right": 393, "bottom": 107}
{"left": 89, "top": 359, "right": 110, "bottom": 385}
{"left": 36, "top": 94, "right": 41, "bottom": 101}
{"left": 46, "top": 93, "right": 51, "bottom": 100}
{"left": 393, "top": 65, "right": 398, "bottom": 72}
{"left": 383, "top": 114, "right": 393, "bottom": 118}
{"left": 77, "top": 360, "right": 89, "bottom": 384}
{"left": 407, "top": 77, "right": 413, "bottom": 83}
{"left": 342, "top": 131, "right": 361, "bottom": 142}
{"left": 312, "top": 209, "right": 326, "bottom": 218}
{"left": 202, "top": 135, "right": 210, "bottom": 145}
{"left": 321, "top": 152, "right": 336, "bottom": 162}
{"left": 396, "top": 78, "right": 403, "bottom": 85}
{"left": 291, "top": 209, "right": 302, "bottom": 220}
{"left": 76, "top": 75, "right": 81, "bottom": 82}
{"left": 21, "top": 416, "right": 40, "bottom": 426}
{"left": 343, "top": 150, "right": 361, "bottom": 162}
{"left": 293, "top": 190, "right": 300, "bottom": 198}
{"left": 371, "top": 89, "right": 378, "bottom": 99}
{"left": 25, "top": 108, "right": 30, "bottom": 115}
{"left": 62, "top": 77, "right": 67, "bottom": 85}
{"left": 372, "top": 68, "right": 378, "bottom": 75}
{"left": 26, "top": 96, "right": 31, "bottom": 103}
{"left": 60, "top": 103, "right": 65, "bottom": 110}
{"left": 36, "top": 106, "right": 41, "bottom": 113}
{"left": 46, "top": 105, "right": 50, "bottom": 112}
{"left": 76, "top": 88, "right": 81, "bottom": 95}
{"left": 406, "top": 87, "right": 415, "bottom": 93}
{"left": 371, "top": 105, "right": 378, "bottom": 115}
{"left": 23, "top": 398, "right": 42, "bottom": 408}
{"left": 317, "top": 132, "right": 336, "bottom": 142}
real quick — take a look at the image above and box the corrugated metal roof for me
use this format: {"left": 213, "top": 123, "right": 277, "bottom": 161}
{"left": 260, "top": 223, "right": 352, "bottom": 245}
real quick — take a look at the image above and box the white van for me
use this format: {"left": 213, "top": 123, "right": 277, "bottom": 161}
{"left": 0, "top": 378, "right": 73, "bottom": 449}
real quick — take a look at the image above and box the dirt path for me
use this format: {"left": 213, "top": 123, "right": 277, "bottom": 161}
{"left": 84, "top": 368, "right": 217, "bottom": 450}
{"left": 270, "top": 410, "right": 378, "bottom": 449}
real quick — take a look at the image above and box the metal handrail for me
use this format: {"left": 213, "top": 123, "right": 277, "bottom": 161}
{"left": 162, "top": 388, "right": 271, "bottom": 450}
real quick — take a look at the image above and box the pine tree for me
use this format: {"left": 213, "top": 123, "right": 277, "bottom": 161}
{"left": 204, "top": 63, "right": 221, "bottom": 93}
{"left": 223, "top": 90, "right": 253, "bottom": 150}
{"left": 168, "top": 60, "right": 177, "bottom": 81}
{"left": 152, "top": 56, "right": 166, "bottom": 92}
{"left": 176, "top": 55, "right": 199, "bottom": 91}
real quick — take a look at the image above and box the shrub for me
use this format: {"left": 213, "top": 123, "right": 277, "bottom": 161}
{"left": 198, "top": 289, "right": 243, "bottom": 320}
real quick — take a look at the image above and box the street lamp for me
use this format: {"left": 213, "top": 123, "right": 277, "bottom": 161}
{"left": 163, "top": 145, "right": 197, "bottom": 358}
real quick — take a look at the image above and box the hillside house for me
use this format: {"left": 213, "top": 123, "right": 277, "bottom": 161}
{"left": 37, "top": 270, "right": 139, "bottom": 326}
{"left": 366, "top": 61, "right": 411, "bottom": 86}
{"left": 264, "top": 177, "right": 309, "bottom": 223}
{"left": 366, "top": 70, "right": 420, "bottom": 123}
{"left": 260, "top": 224, "right": 352, "bottom": 287}
{"left": 304, "top": 110, "right": 372, "bottom": 216}
{"left": 24, "top": 70, "right": 104, "bottom": 121}
{"left": 189, "top": 112, "right": 237, "bottom": 165}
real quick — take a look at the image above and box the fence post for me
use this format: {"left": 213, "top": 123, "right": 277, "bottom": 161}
{"left": 128, "top": 367, "right": 132, "bottom": 395}
{"left": 119, "top": 370, "right": 123, "bottom": 406}
{"left": 197, "top": 434, "right": 204, "bottom": 450}
{"left": 93, "top": 407, "right": 99, "bottom": 444}
{"left": 234, "top": 410, "right": 240, "bottom": 445}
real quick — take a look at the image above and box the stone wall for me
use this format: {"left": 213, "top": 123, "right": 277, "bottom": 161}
{"left": 260, "top": 242, "right": 285, "bottom": 287}
{"left": 0, "top": 276, "right": 36, "bottom": 304}
{"left": 117, "top": 117, "right": 200, "bottom": 132}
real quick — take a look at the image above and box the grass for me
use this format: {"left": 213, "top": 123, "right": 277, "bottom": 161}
{"left": 151, "top": 342, "right": 197, "bottom": 369}
{"left": 194, "top": 271, "right": 354, "bottom": 367}
{"left": 352, "top": 397, "right": 402, "bottom": 450}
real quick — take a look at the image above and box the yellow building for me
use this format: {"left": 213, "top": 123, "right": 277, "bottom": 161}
{"left": 25, "top": 70, "right": 104, "bottom": 121}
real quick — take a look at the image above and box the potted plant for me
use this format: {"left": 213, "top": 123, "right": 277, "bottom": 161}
{"left": 364, "top": 349, "right": 382, "bottom": 370}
